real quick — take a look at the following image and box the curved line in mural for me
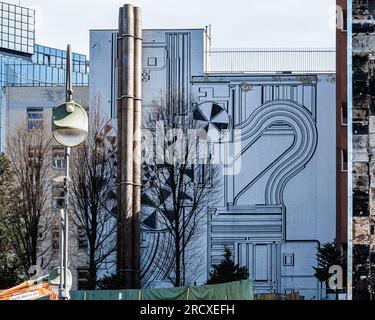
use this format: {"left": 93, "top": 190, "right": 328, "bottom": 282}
{"left": 140, "top": 231, "right": 160, "bottom": 279}
{"left": 234, "top": 101, "right": 318, "bottom": 206}
{"left": 141, "top": 231, "right": 174, "bottom": 287}
{"left": 232, "top": 125, "right": 297, "bottom": 202}
{"left": 140, "top": 230, "right": 175, "bottom": 287}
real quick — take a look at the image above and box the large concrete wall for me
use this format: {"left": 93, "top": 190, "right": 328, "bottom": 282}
{"left": 90, "top": 30, "right": 117, "bottom": 124}
{"left": 191, "top": 74, "right": 336, "bottom": 296}
{"left": 90, "top": 28, "right": 336, "bottom": 297}
{"left": 90, "top": 28, "right": 206, "bottom": 129}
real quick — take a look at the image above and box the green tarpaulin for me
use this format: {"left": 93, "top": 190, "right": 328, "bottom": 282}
{"left": 65, "top": 280, "right": 253, "bottom": 301}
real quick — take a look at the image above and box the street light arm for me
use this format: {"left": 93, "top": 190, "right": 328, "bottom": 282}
{"left": 66, "top": 44, "right": 73, "bottom": 103}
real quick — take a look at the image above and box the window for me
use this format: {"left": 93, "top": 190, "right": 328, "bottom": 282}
{"left": 283, "top": 254, "right": 295, "bottom": 266}
{"left": 50, "top": 55, "right": 56, "bottom": 67}
{"left": 56, "top": 56, "right": 62, "bottom": 68}
{"left": 341, "top": 149, "right": 348, "bottom": 172}
{"left": 27, "top": 108, "right": 43, "bottom": 129}
{"left": 52, "top": 184, "right": 65, "bottom": 209}
{"left": 0, "top": 3, "right": 35, "bottom": 54}
{"left": 37, "top": 53, "right": 43, "bottom": 65}
{"left": 51, "top": 225, "right": 59, "bottom": 250}
{"left": 77, "top": 267, "right": 89, "bottom": 290}
{"left": 337, "top": 6, "right": 347, "bottom": 31}
{"left": 147, "top": 57, "right": 157, "bottom": 67}
{"left": 342, "top": 9, "right": 347, "bottom": 31}
{"left": 341, "top": 103, "right": 348, "bottom": 126}
{"left": 77, "top": 227, "right": 88, "bottom": 250}
{"left": 52, "top": 147, "right": 65, "bottom": 169}
{"left": 27, "top": 146, "right": 40, "bottom": 163}
{"left": 43, "top": 54, "right": 50, "bottom": 66}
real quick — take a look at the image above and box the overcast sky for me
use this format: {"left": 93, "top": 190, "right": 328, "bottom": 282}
{"left": 12, "top": 0, "right": 335, "bottom": 57}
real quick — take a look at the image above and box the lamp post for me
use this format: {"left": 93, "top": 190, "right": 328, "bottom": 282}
{"left": 52, "top": 44, "right": 88, "bottom": 300}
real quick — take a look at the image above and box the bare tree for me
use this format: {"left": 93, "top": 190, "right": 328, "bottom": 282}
{"left": 142, "top": 92, "right": 221, "bottom": 287}
{"left": 0, "top": 152, "right": 22, "bottom": 288}
{"left": 5, "top": 121, "right": 54, "bottom": 275}
{"left": 0, "top": 153, "right": 13, "bottom": 257}
{"left": 70, "top": 108, "right": 117, "bottom": 289}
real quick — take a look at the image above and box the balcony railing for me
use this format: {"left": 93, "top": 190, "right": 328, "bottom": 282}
{"left": 205, "top": 48, "right": 336, "bottom": 74}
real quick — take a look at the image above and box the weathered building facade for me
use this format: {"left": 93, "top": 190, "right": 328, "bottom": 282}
{"left": 90, "top": 26, "right": 336, "bottom": 298}
{"left": 3, "top": 86, "right": 91, "bottom": 290}
{"left": 0, "top": 1, "right": 89, "bottom": 152}
{"left": 0, "top": 1, "right": 91, "bottom": 290}
{"left": 352, "top": 0, "right": 375, "bottom": 300}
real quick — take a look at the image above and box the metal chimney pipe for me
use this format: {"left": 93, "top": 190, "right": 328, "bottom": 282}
{"left": 117, "top": 3, "right": 135, "bottom": 288}
{"left": 116, "top": 5, "right": 124, "bottom": 284}
{"left": 132, "top": 6, "right": 142, "bottom": 289}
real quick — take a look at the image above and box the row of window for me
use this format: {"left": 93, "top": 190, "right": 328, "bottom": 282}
{"left": 51, "top": 227, "right": 89, "bottom": 289}
{"left": 0, "top": 9, "right": 34, "bottom": 20}
{"left": 0, "top": 31, "right": 34, "bottom": 44}
{"left": 0, "top": 20, "right": 34, "bottom": 34}
{"left": 0, "top": 45, "right": 88, "bottom": 88}
{"left": 0, "top": 3, "right": 35, "bottom": 55}
{"left": 0, "top": 17, "right": 34, "bottom": 31}
{"left": 34, "top": 45, "right": 87, "bottom": 63}
{"left": 0, "top": 3, "right": 34, "bottom": 16}
{"left": 3, "top": 61, "right": 89, "bottom": 87}
{"left": 1, "top": 40, "right": 33, "bottom": 54}
{"left": 51, "top": 226, "right": 88, "bottom": 251}
{"left": 35, "top": 52, "right": 87, "bottom": 73}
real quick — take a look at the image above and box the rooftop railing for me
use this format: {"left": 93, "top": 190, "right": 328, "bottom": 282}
{"left": 205, "top": 48, "right": 336, "bottom": 74}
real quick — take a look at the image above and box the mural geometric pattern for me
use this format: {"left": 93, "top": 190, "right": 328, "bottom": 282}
{"left": 193, "top": 102, "right": 229, "bottom": 141}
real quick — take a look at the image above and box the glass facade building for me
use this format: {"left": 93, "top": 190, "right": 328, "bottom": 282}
{"left": 0, "top": 2, "right": 34, "bottom": 54}
{"left": 0, "top": 1, "right": 89, "bottom": 151}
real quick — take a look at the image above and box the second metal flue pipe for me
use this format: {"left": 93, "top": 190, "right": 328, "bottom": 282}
{"left": 117, "top": 3, "right": 142, "bottom": 289}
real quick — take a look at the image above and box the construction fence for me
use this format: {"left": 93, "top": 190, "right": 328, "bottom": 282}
{"left": 39, "top": 279, "right": 253, "bottom": 301}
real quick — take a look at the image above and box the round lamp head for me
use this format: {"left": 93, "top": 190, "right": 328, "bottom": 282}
{"left": 52, "top": 102, "right": 88, "bottom": 147}
{"left": 48, "top": 267, "right": 73, "bottom": 295}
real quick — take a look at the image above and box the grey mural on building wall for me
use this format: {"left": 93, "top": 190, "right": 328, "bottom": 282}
{"left": 90, "top": 28, "right": 336, "bottom": 297}
{"left": 191, "top": 76, "right": 320, "bottom": 294}
{"left": 137, "top": 31, "right": 324, "bottom": 293}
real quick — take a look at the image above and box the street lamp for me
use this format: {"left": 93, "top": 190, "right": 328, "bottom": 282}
{"left": 52, "top": 44, "right": 88, "bottom": 300}
{"left": 52, "top": 101, "right": 88, "bottom": 147}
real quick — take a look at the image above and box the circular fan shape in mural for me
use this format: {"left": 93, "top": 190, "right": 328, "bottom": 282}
{"left": 141, "top": 165, "right": 170, "bottom": 232}
{"left": 193, "top": 102, "right": 229, "bottom": 141}
{"left": 140, "top": 164, "right": 193, "bottom": 232}
{"left": 140, "top": 163, "right": 193, "bottom": 287}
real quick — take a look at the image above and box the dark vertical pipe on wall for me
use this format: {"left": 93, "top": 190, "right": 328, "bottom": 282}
{"left": 132, "top": 6, "right": 142, "bottom": 289}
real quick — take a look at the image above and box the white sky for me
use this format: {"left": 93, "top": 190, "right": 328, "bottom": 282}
{"left": 11, "top": 0, "right": 335, "bottom": 57}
